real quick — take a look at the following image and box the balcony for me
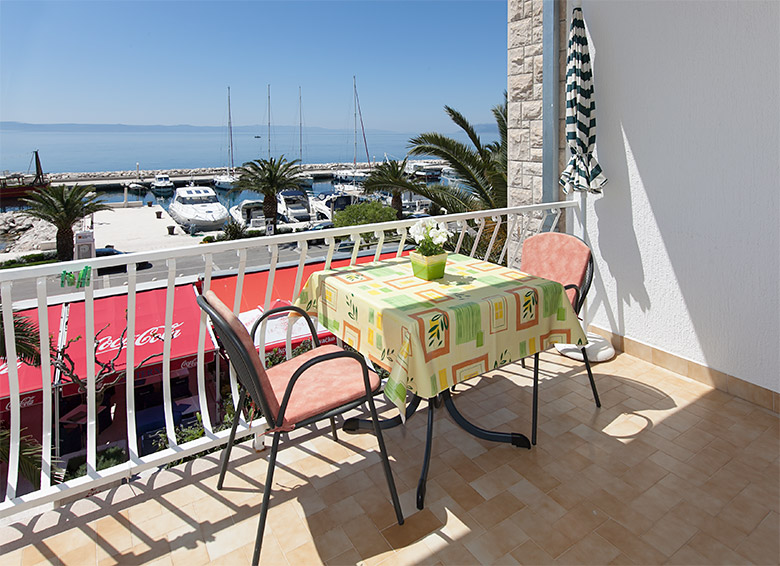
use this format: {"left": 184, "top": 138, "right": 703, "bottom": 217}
{"left": 1, "top": 203, "right": 778, "bottom": 564}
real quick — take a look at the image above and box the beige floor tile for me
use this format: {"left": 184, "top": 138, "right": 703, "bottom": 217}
{"left": 640, "top": 512, "right": 697, "bottom": 557}
{"left": 463, "top": 516, "right": 528, "bottom": 564}
{"left": 734, "top": 511, "right": 780, "bottom": 565}
{"left": 555, "top": 531, "right": 621, "bottom": 565}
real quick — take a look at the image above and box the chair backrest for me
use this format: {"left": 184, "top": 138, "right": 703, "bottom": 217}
{"left": 519, "top": 232, "right": 593, "bottom": 314}
{"left": 196, "top": 290, "right": 277, "bottom": 425}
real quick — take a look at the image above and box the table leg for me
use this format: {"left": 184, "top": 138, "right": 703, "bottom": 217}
{"left": 343, "top": 394, "right": 422, "bottom": 433}
{"left": 441, "top": 389, "right": 531, "bottom": 449}
{"left": 532, "top": 352, "right": 539, "bottom": 446}
{"left": 416, "top": 400, "right": 436, "bottom": 510}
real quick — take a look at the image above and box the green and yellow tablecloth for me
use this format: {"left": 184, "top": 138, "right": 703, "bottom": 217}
{"left": 294, "top": 253, "right": 587, "bottom": 416}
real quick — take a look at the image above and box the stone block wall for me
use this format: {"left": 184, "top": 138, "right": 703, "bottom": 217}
{"left": 508, "top": 0, "right": 545, "bottom": 207}
{"left": 507, "top": 0, "right": 568, "bottom": 266}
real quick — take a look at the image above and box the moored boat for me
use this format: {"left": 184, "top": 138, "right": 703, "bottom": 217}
{"left": 150, "top": 174, "right": 175, "bottom": 195}
{"left": 0, "top": 150, "right": 49, "bottom": 199}
{"left": 277, "top": 189, "right": 312, "bottom": 223}
{"left": 309, "top": 188, "right": 358, "bottom": 221}
{"left": 214, "top": 87, "right": 238, "bottom": 190}
{"left": 168, "top": 185, "right": 228, "bottom": 231}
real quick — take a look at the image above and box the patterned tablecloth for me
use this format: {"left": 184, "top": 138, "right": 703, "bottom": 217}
{"left": 294, "top": 253, "right": 587, "bottom": 416}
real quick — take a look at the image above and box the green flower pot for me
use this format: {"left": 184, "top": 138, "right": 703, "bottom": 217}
{"left": 410, "top": 251, "right": 447, "bottom": 280}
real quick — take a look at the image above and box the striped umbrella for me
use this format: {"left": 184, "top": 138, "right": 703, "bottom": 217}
{"left": 560, "top": 7, "right": 608, "bottom": 194}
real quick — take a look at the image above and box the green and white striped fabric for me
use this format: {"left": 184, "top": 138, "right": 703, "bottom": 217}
{"left": 560, "top": 7, "right": 608, "bottom": 194}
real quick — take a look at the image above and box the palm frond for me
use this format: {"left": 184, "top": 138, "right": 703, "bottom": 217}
{"left": 0, "top": 311, "right": 43, "bottom": 366}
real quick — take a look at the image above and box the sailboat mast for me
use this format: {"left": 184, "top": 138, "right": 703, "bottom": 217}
{"left": 354, "top": 77, "right": 371, "bottom": 166}
{"left": 353, "top": 75, "right": 357, "bottom": 170}
{"left": 299, "top": 86, "right": 303, "bottom": 163}
{"left": 227, "top": 86, "right": 234, "bottom": 175}
{"left": 267, "top": 84, "right": 271, "bottom": 160}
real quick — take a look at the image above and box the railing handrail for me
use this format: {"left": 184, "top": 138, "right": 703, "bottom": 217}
{"left": 0, "top": 203, "right": 576, "bottom": 284}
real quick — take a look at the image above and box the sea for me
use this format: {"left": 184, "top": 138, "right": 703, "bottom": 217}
{"left": 0, "top": 124, "right": 498, "bottom": 174}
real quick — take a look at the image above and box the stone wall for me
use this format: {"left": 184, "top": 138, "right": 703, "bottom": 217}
{"left": 507, "top": 0, "right": 545, "bottom": 207}
{"left": 507, "top": 0, "right": 568, "bottom": 266}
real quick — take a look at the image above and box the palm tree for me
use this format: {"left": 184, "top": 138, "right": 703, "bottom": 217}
{"left": 407, "top": 95, "right": 507, "bottom": 213}
{"left": 363, "top": 158, "right": 427, "bottom": 219}
{"left": 21, "top": 184, "right": 111, "bottom": 262}
{"left": 233, "top": 156, "right": 303, "bottom": 231}
{"left": 0, "top": 311, "right": 44, "bottom": 366}
{"left": 0, "top": 313, "right": 63, "bottom": 488}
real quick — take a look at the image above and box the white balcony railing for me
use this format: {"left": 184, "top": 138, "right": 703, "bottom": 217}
{"left": 0, "top": 201, "right": 576, "bottom": 518}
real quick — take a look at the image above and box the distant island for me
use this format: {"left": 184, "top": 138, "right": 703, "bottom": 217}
{"left": 1, "top": 121, "right": 499, "bottom": 137}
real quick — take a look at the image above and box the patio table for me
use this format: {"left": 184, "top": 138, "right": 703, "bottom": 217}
{"left": 294, "top": 253, "right": 586, "bottom": 507}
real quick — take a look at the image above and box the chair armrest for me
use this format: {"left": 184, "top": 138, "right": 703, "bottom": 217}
{"left": 250, "top": 304, "right": 321, "bottom": 347}
{"left": 274, "top": 349, "right": 373, "bottom": 428}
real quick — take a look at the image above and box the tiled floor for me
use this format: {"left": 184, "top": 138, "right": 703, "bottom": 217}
{"left": 2, "top": 351, "right": 778, "bottom": 565}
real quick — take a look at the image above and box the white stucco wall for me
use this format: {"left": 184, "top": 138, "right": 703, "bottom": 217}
{"left": 577, "top": 0, "right": 779, "bottom": 392}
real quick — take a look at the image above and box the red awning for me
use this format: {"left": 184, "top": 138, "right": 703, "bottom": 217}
{"left": 0, "top": 304, "right": 62, "bottom": 406}
{"left": 64, "top": 285, "right": 216, "bottom": 382}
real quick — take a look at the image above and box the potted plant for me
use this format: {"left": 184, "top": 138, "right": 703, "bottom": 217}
{"left": 408, "top": 219, "right": 452, "bottom": 280}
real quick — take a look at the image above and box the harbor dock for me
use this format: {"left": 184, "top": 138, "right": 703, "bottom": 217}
{"left": 48, "top": 162, "right": 374, "bottom": 191}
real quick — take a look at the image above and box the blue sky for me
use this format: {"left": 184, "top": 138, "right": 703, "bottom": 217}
{"left": 0, "top": 0, "right": 506, "bottom": 133}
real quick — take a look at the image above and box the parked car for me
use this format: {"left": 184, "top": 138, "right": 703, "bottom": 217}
{"left": 307, "top": 221, "right": 334, "bottom": 245}
{"left": 95, "top": 247, "right": 153, "bottom": 275}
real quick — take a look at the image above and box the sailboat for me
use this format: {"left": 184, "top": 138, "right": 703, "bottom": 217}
{"left": 296, "top": 86, "right": 314, "bottom": 188}
{"left": 332, "top": 76, "right": 371, "bottom": 190}
{"left": 1, "top": 150, "right": 50, "bottom": 199}
{"left": 214, "top": 86, "right": 238, "bottom": 190}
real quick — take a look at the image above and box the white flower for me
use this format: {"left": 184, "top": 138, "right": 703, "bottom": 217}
{"left": 430, "top": 227, "right": 449, "bottom": 245}
{"left": 409, "top": 220, "right": 426, "bottom": 243}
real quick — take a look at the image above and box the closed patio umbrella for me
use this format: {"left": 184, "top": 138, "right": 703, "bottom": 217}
{"left": 560, "top": 7, "right": 608, "bottom": 194}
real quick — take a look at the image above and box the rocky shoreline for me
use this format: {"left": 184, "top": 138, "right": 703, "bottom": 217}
{"left": 0, "top": 212, "right": 56, "bottom": 255}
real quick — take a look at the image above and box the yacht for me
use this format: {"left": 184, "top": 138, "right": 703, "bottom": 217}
{"left": 167, "top": 185, "right": 229, "bottom": 231}
{"left": 229, "top": 199, "right": 309, "bottom": 233}
{"left": 150, "top": 174, "right": 175, "bottom": 195}
{"left": 309, "top": 189, "right": 358, "bottom": 221}
{"left": 229, "top": 199, "right": 265, "bottom": 229}
{"left": 277, "top": 189, "right": 312, "bottom": 223}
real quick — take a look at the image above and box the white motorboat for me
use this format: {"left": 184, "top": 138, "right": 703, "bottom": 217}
{"left": 229, "top": 199, "right": 266, "bottom": 229}
{"left": 168, "top": 185, "right": 229, "bottom": 231}
{"left": 309, "top": 189, "right": 358, "bottom": 221}
{"left": 277, "top": 189, "right": 312, "bottom": 223}
{"left": 150, "top": 174, "right": 174, "bottom": 195}
{"left": 229, "top": 199, "right": 309, "bottom": 233}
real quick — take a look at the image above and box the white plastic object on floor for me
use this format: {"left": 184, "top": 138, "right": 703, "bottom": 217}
{"left": 555, "top": 331, "right": 615, "bottom": 362}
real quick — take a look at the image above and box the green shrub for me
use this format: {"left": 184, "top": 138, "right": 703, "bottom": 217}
{"left": 63, "top": 445, "right": 127, "bottom": 480}
{"left": 334, "top": 201, "right": 397, "bottom": 241}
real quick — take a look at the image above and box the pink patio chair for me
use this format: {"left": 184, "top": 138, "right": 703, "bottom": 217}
{"left": 196, "top": 290, "right": 404, "bottom": 566}
{"left": 520, "top": 232, "right": 601, "bottom": 443}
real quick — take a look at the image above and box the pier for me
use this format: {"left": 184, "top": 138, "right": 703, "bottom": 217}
{"left": 48, "top": 162, "right": 378, "bottom": 191}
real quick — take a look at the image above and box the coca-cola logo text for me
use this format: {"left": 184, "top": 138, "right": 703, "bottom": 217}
{"left": 96, "top": 322, "right": 185, "bottom": 355}
{"left": 4, "top": 395, "right": 38, "bottom": 412}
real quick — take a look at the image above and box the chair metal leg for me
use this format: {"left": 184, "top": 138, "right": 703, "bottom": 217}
{"left": 217, "top": 389, "right": 246, "bottom": 490}
{"left": 366, "top": 393, "right": 404, "bottom": 526}
{"left": 521, "top": 357, "right": 526, "bottom": 369}
{"left": 251, "top": 430, "right": 282, "bottom": 566}
{"left": 329, "top": 416, "right": 339, "bottom": 442}
{"left": 532, "top": 353, "right": 539, "bottom": 446}
{"left": 581, "top": 348, "right": 601, "bottom": 407}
